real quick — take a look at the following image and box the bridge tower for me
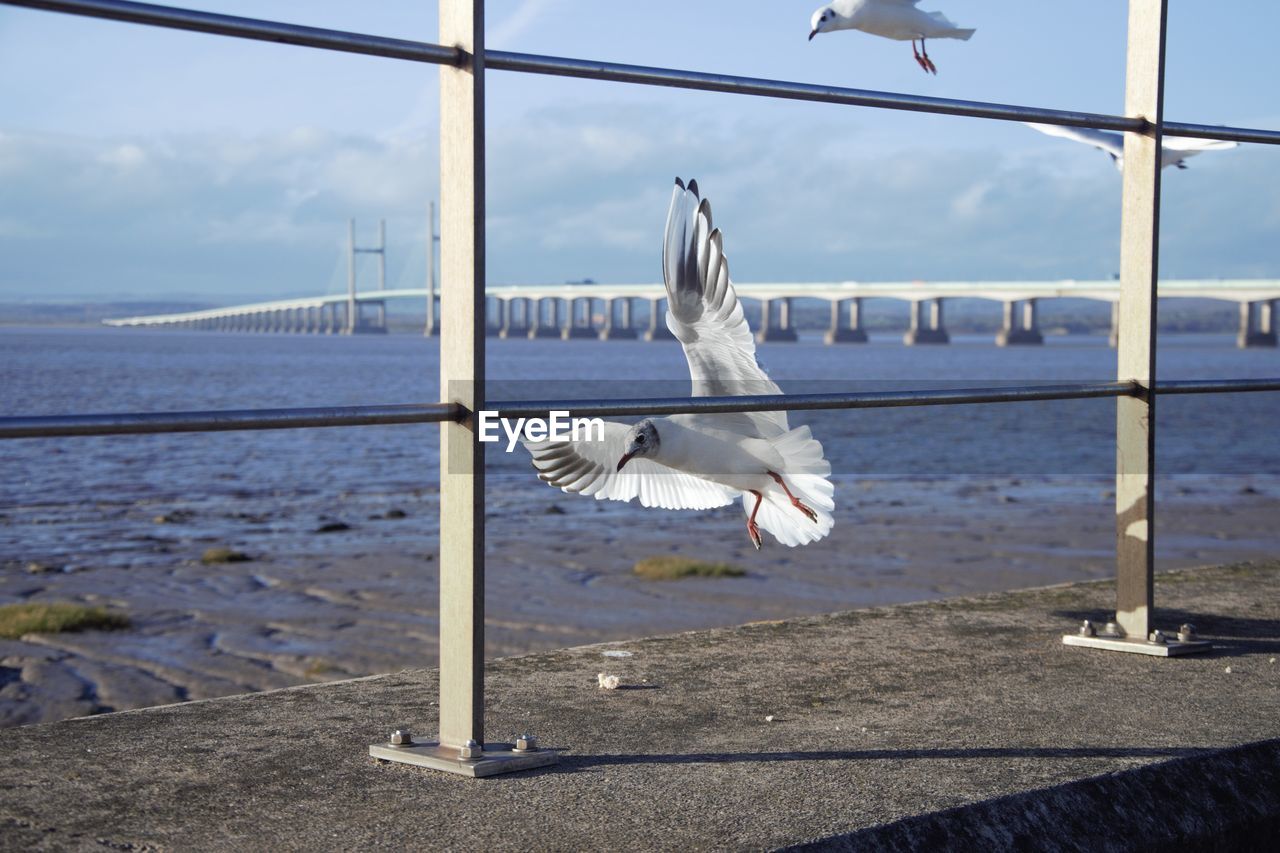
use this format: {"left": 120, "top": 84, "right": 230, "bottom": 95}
{"left": 425, "top": 201, "right": 441, "bottom": 337}
{"left": 346, "top": 218, "right": 389, "bottom": 334}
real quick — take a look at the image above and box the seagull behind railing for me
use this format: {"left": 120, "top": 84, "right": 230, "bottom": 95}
{"left": 523, "top": 179, "right": 834, "bottom": 549}
{"left": 1024, "top": 122, "right": 1239, "bottom": 171}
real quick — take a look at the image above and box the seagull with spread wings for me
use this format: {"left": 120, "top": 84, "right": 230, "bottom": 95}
{"left": 523, "top": 179, "right": 834, "bottom": 549}
{"left": 1024, "top": 122, "right": 1239, "bottom": 171}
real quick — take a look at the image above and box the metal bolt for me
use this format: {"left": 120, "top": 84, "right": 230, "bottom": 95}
{"left": 459, "top": 739, "right": 483, "bottom": 760}
{"left": 389, "top": 729, "right": 413, "bottom": 746}
{"left": 1178, "top": 623, "right": 1196, "bottom": 642}
{"left": 514, "top": 733, "right": 538, "bottom": 752}
{"left": 1149, "top": 630, "right": 1167, "bottom": 645}
{"left": 1079, "top": 619, "right": 1096, "bottom": 637}
{"left": 1104, "top": 621, "right": 1122, "bottom": 637}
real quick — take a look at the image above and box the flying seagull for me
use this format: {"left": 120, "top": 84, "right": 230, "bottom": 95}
{"left": 1024, "top": 122, "right": 1239, "bottom": 171}
{"left": 808, "top": 0, "right": 975, "bottom": 74}
{"left": 523, "top": 179, "right": 835, "bottom": 550}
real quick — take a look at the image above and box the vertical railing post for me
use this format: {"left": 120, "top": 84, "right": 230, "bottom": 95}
{"left": 1114, "top": 0, "right": 1167, "bottom": 643}
{"left": 1067, "top": 0, "right": 1205, "bottom": 656}
{"left": 438, "top": 0, "right": 487, "bottom": 752}
{"left": 370, "top": 0, "right": 557, "bottom": 773}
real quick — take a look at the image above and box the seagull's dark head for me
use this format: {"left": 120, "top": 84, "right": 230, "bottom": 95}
{"left": 809, "top": 5, "right": 835, "bottom": 40}
{"left": 617, "top": 419, "right": 660, "bottom": 471}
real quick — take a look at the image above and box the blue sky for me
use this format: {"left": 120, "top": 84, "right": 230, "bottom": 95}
{"left": 2, "top": 1, "right": 1279, "bottom": 301}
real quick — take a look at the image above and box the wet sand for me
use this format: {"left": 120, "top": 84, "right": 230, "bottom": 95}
{"left": 2, "top": 478, "right": 1277, "bottom": 726}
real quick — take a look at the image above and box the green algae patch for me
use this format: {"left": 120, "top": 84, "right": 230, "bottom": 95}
{"left": 0, "top": 602, "right": 130, "bottom": 639}
{"left": 633, "top": 556, "right": 745, "bottom": 581}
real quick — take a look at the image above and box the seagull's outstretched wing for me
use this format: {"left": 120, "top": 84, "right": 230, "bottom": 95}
{"left": 1161, "top": 137, "right": 1238, "bottom": 153}
{"left": 1160, "top": 135, "right": 1238, "bottom": 168}
{"left": 1025, "top": 121, "right": 1126, "bottom": 170}
{"left": 525, "top": 421, "right": 737, "bottom": 510}
{"left": 663, "top": 178, "right": 788, "bottom": 440}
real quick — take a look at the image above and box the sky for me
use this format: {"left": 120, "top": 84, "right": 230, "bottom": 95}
{"left": 1, "top": 1, "right": 1279, "bottom": 302}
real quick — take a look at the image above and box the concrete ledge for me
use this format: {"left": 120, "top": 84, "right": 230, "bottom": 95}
{"left": 794, "top": 738, "right": 1280, "bottom": 851}
{"left": 2, "top": 560, "right": 1278, "bottom": 850}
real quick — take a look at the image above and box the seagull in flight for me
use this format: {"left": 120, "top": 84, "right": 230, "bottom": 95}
{"left": 1024, "top": 122, "right": 1239, "bottom": 171}
{"left": 808, "top": 0, "right": 975, "bottom": 74}
{"left": 523, "top": 179, "right": 834, "bottom": 550}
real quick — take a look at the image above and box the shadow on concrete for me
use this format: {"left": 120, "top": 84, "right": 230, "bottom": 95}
{"left": 1052, "top": 607, "right": 1280, "bottom": 656}
{"left": 550, "top": 745, "right": 1215, "bottom": 773}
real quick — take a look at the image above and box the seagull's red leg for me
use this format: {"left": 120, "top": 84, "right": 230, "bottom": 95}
{"left": 911, "top": 40, "right": 929, "bottom": 72}
{"left": 746, "top": 490, "right": 764, "bottom": 550}
{"left": 921, "top": 38, "right": 937, "bottom": 74}
{"left": 767, "top": 471, "right": 819, "bottom": 523}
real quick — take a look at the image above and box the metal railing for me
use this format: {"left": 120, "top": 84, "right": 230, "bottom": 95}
{"left": 3, "top": 0, "right": 1279, "bottom": 773}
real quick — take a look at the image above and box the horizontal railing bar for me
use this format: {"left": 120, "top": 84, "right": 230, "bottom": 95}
{"left": 0, "top": 403, "right": 457, "bottom": 439}
{"left": 0, "top": 0, "right": 461, "bottom": 64}
{"left": 1154, "top": 378, "right": 1280, "bottom": 395}
{"left": 490, "top": 382, "right": 1137, "bottom": 419}
{"left": 10, "top": 0, "right": 1280, "bottom": 142}
{"left": 1162, "top": 121, "right": 1280, "bottom": 145}
{"left": 483, "top": 51, "right": 1142, "bottom": 131}
{"left": 3, "top": 379, "right": 1276, "bottom": 440}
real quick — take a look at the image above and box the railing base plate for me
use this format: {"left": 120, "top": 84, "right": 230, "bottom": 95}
{"left": 369, "top": 741, "right": 558, "bottom": 777}
{"left": 1062, "top": 634, "right": 1213, "bottom": 656}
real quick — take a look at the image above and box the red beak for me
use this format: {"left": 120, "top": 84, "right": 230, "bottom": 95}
{"left": 616, "top": 451, "right": 636, "bottom": 472}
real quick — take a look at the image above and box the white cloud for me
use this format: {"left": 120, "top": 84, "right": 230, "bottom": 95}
{"left": 1, "top": 102, "right": 1276, "bottom": 300}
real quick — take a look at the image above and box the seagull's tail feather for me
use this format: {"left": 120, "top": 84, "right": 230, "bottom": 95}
{"left": 928, "top": 13, "right": 975, "bottom": 40}
{"left": 745, "top": 425, "right": 835, "bottom": 547}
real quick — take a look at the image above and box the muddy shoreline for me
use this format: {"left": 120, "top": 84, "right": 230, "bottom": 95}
{"left": 2, "top": 478, "right": 1277, "bottom": 727}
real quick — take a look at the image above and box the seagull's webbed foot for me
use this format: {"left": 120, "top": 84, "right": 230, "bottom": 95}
{"left": 767, "top": 472, "right": 820, "bottom": 524}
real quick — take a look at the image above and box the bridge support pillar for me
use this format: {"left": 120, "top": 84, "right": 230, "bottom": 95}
{"left": 486, "top": 298, "right": 502, "bottom": 337}
{"left": 500, "top": 297, "right": 530, "bottom": 338}
{"left": 904, "top": 298, "right": 949, "bottom": 344}
{"left": 645, "top": 297, "right": 674, "bottom": 341}
{"left": 1238, "top": 299, "right": 1278, "bottom": 348}
{"left": 825, "top": 297, "right": 868, "bottom": 343}
{"left": 997, "top": 299, "right": 1044, "bottom": 345}
{"left": 529, "top": 297, "right": 561, "bottom": 339}
{"left": 424, "top": 294, "right": 440, "bottom": 337}
{"left": 601, "top": 297, "right": 638, "bottom": 340}
{"left": 563, "top": 296, "right": 598, "bottom": 339}
{"left": 1108, "top": 302, "right": 1120, "bottom": 348}
{"left": 757, "top": 297, "right": 799, "bottom": 342}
